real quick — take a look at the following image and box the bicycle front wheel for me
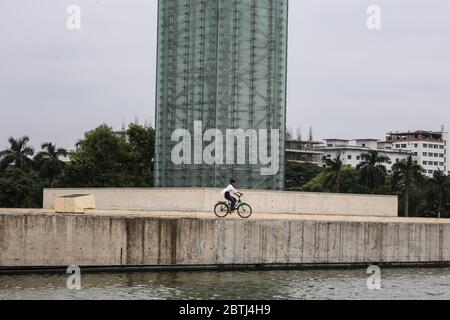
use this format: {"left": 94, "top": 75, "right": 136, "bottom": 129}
{"left": 238, "top": 203, "right": 252, "bottom": 219}
{"left": 214, "top": 203, "right": 230, "bottom": 218}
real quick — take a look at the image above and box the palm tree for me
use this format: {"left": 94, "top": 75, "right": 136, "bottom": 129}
{"left": 357, "top": 150, "right": 390, "bottom": 193}
{"left": 34, "top": 143, "right": 68, "bottom": 187}
{"left": 429, "top": 170, "right": 449, "bottom": 218}
{"left": 0, "top": 136, "right": 35, "bottom": 171}
{"left": 323, "top": 156, "right": 344, "bottom": 193}
{"left": 392, "top": 156, "right": 424, "bottom": 217}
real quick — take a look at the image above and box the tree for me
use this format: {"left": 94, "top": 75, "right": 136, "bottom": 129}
{"left": 126, "top": 124, "right": 155, "bottom": 186}
{"left": 357, "top": 150, "right": 389, "bottom": 193}
{"left": 59, "top": 124, "right": 132, "bottom": 187}
{"left": 428, "top": 170, "right": 449, "bottom": 218}
{"left": 0, "top": 136, "right": 34, "bottom": 171}
{"left": 0, "top": 167, "right": 46, "bottom": 208}
{"left": 392, "top": 156, "right": 424, "bottom": 217}
{"left": 322, "top": 156, "right": 344, "bottom": 193}
{"left": 285, "top": 162, "right": 324, "bottom": 190}
{"left": 34, "top": 143, "right": 68, "bottom": 188}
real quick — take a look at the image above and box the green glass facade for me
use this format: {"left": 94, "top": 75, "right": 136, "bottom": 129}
{"left": 155, "top": 0, "right": 288, "bottom": 189}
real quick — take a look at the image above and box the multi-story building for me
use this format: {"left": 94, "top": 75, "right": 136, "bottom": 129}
{"left": 317, "top": 139, "right": 412, "bottom": 173}
{"left": 154, "top": 0, "right": 289, "bottom": 189}
{"left": 386, "top": 130, "right": 448, "bottom": 176}
{"left": 286, "top": 139, "right": 324, "bottom": 166}
{"left": 314, "top": 129, "right": 448, "bottom": 177}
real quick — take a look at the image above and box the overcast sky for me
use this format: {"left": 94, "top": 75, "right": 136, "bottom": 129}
{"left": 1, "top": 0, "right": 449, "bottom": 152}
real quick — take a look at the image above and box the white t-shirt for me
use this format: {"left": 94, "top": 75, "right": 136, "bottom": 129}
{"left": 221, "top": 184, "right": 238, "bottom": 195}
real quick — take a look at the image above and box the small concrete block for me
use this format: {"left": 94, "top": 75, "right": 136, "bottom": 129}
{"left": 55, "top": 194, "right": 96, "bottom": 214}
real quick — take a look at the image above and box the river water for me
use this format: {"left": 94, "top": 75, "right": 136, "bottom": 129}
{"left": 1, "top": 268, "right": 450, "bottom": 300}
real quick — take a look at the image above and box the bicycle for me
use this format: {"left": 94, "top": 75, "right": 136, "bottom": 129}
{"left": 214, "top": 195, "right": 253, "bottom": 219}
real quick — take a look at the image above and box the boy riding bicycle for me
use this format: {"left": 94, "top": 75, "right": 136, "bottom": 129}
{"left": 221, "top": 179, "right": 243, "bottom": 210}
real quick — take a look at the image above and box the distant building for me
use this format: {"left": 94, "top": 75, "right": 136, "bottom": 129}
{"left": 312, "top": 129, "right": 448, "bottom": 177}
{"left": 285, "top": 139, "right": 324, "bottom": 166}
{"left": 317, "top": 139, "right": 411, "bottom": 173}
{"left": 386, "top": 129, "right": 448, "bottom": 176}
{"left": 114, "top": 129, "right": 129, "bottom": 143}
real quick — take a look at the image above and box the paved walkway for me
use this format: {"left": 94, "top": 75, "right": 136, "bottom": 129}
{"left": 0, "top": 208, "right": 448, "bottom": 224}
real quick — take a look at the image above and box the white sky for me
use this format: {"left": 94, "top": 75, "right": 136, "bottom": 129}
{"left": 1, "top": 0, "right": 449, "bottom": 154}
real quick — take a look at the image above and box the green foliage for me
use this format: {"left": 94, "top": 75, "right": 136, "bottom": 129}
{"left": 392, "top": 156, "right": 425, "bottom": 217}
{"left": 58, "top": 124, "right": 132, "bottom": 187}
{"left": 302, "top": 165, "right": 362, "bottom": 194}
{"left": 0, "top": 136, "right": 35, "bottom": 171}
{"left": 0, "top": 167, "right": 46, "bottom": 208}
{"left": 357, "top": 150, "right": 389, "bottom": 193}
{"left": 285, "top": 161, "right": 324, "bottom": 190}
{"left": 322, "top": 157, "right": 344, "bottom": 193}
{"left": 58, "top": 124, "right": 155, "bottom": 188}
{"left": 34, "top": 143, "right": 68, "bottom": 188}
{"left": 126, "top": 124, "right": 155, "bottom": 187}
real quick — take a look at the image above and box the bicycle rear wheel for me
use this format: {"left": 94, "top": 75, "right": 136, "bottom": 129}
{"left": 214, "top": 203, "right": 230, "bottom": 218}
{"left": 238, "top": 203, "right": 252, "bottom": 218}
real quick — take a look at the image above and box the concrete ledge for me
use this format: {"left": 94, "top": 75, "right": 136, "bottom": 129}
{"left": 54, "top": 194, "right": 96, "bottom": 214}
{"left": 43, "top": 188, "right": 398, "bottom": 217}
{"left": 0, "top": 209, "right": 447, "bottom": 268}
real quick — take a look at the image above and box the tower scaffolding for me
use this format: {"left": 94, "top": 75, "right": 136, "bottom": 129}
{"left": 155, "top": 0, "right": 288, "bottom": 190}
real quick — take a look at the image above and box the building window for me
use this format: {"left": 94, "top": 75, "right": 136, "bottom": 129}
{"left": 423, "top": 161, "right": 427, "bottom": 165}
{"left": 423, "top": 144, "right": 428, "bottom": 148}
{"left": 401, "top": 144, "right": 407, "bottom": 148}
{"left": 413, "top": 152, "right": 418, "bottom": 156}
{"left": 348, "top": 155, "right": 352, "bottom": 160}
{"left": 414, "top": 144, "right": 418, "bottom": 148}
{"left": 356, "top": 156, "right": 361, "bottom": 160}
{"left": 423, "top": 152, "right": 427, "bottom": 157}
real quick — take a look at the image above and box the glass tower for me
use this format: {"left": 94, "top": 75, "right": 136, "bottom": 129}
{"left": 155, "top": 0, "right": 288, "bottom": 189}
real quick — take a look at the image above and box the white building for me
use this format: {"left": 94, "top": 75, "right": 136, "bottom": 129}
{"left": 285, "top": 139, "right": 324, "bottom": 165}
{"left": 317, "top": 139, "right": 411, "bottom": 173}
{"left": 386, "top": 130, "right": 448, "bottom": 177}
{"left": 315, "top": 129, "right": 448, "bottom": 177}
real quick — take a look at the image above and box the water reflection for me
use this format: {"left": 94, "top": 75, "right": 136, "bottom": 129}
{"left": 1, "top": 268, "right": 450, "bottom": 300}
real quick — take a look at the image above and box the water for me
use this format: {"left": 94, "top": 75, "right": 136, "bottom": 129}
{"left": 1, "top": 268, "right": 450, "bottom": 300}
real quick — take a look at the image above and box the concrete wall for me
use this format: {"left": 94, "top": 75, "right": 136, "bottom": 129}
{"left": 1, "top": 211, "right": 449, "bottom": 268}
{"left": 43, "top": 188, "right": 398, "bottom": 217}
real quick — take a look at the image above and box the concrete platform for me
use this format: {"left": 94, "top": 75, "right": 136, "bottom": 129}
{"left": 55, "top": 194, "right": 96, "bottom": 214}
{"left": 0, "top": 208, "right": 449, "bottom": 269}
{"left": 0, "top": 208, "right": 444, "bottom": 224}
{"left": 43, "top": 188, "right": 399, "bottom": 217}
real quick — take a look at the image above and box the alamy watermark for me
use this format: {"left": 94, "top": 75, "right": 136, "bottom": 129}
{"left": 67, "top": 5, "right": 81, "bottom": 30}
{"left": 171, "top": 121, "right": 280, "bottom": 176}
{"left": 367, "top": 5, "right": 382, "bottom": 30}
{"left": 366, "top": 265, "right": 381, "bottom": 290}
{"left": 66, "top": 265, "right": 81, "bottom": 290}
